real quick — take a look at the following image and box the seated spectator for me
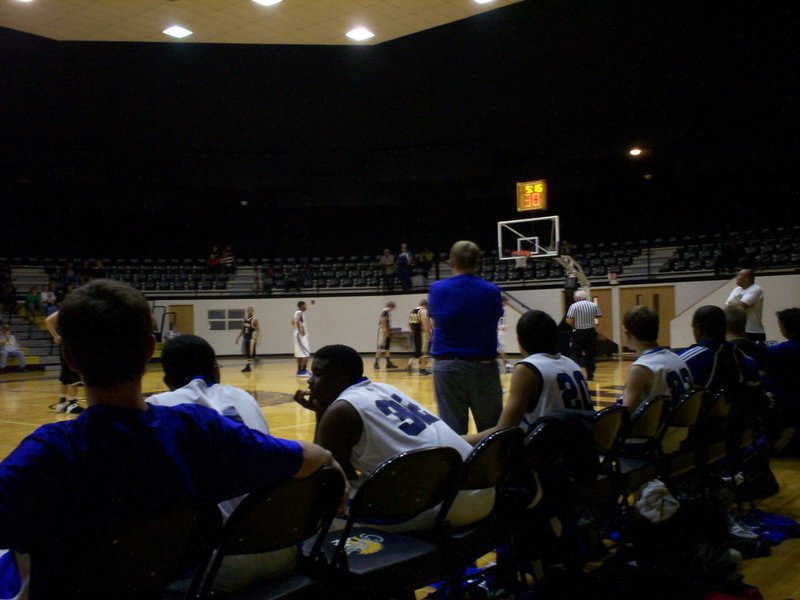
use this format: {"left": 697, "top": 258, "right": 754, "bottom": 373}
{"left": 24, "top": 286, "right": 42, "bottom": 317}
{"left": 206, "top": 245, "right": 221, "bottom": 273}
{"left": 148, "top": 335, "right": 296, "bottom": 593}
{"left": 294, "top": 344, "right": 494, "bottom": 531}
{"left": 77, "top": 259, "right": 92, "bottom": 285}
{"left": 0, "top": 325, "right": 26, "bottom": 373}
{"left": 619, "top": 306, "right": 693, "bottom": 412}
{"left": 40, "top": 281, "right": 58, "bottom": 314}
{"left": 0, "top": 281, "right": 18, "bottom": 316}
{"left": 221, "top": 244, "right": 236, "bottom": 274}
{"left": 418, "top": 247, "right": 434, "bottom": 280}
{"left": 90, "top": 258, "right": 106, "bottom": 280}
{"left": 62, "top": 262, "right": 79, "bottom": 287}
{"left": 679, "top": 305, "right": 761, "bottom": 398}
{"left": 465, "top": 309, "right": 593, "bottom": 445}
{"left": 0, "top": 279, "right": 345, "bottom": 598}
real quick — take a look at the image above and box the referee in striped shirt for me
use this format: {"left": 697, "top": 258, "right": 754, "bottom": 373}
{"left": 565, "top": 289, "right": 603, "bottom": 381}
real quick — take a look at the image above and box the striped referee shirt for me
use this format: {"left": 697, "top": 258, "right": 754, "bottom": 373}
{"left": 566, "top": 300, "right": 602, "bottom": 330}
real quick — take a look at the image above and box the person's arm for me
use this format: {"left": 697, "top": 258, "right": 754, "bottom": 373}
{"left": 464, "top": 363, "right": 542, "bottom": 445}
{"left": 44, "top": 311, "right": 61, "bottom": 344}
{"left": 234, "top": 324, "right": 243, "bottom": 344}
{"left": 316, "top": 400, "right": 363, "bottom": 481}
{"left": 252, "top": 317, "right": 259, "bottom": 341}
{"left": 621, "top": 364, "right": 653, "bottom": 412}
{"left": 737, "top": 287, "right": 762, "bottom": 308}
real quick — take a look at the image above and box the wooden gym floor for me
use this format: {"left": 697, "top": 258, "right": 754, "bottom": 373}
{"left": 1, "top": 355, "right": 798, "bottom": 598}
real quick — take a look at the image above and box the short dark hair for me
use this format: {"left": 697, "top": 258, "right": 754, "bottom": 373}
{"left": 777, "top": 307, "right": 800, "bottom": 339}
{"left": 297, "top": 301, "right": 306, "bottom": 308}
{"left": 161, "top": 335, "right": 216, "bottom": 389}
{"left": 724, "top": 305, "right": 747, "bottom": 336}
{"left": 692, "top": 305, "right": 727, "bottom": 343}
{"left": 516, "top": 310, "right": 558, "bottom": 355}
{"left": 313, "top": 344, "right": 363, "bottom": 383}
{"left": 57, "top": 279, "right": 153, "bottom": 387}
{"left": 624, "top": 306, "right": 659, "bottom": 342}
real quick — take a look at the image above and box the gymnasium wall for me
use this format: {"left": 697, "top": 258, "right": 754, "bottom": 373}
{"left": 162, "top": 273, "right": 800, "bottom": 358}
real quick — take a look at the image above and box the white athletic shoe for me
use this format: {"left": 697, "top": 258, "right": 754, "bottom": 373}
{"left": 55, "top": 401, "right": 68, "bottom": 413}
{"left": 66, "top": 402, "right": 84, "bottom": 415}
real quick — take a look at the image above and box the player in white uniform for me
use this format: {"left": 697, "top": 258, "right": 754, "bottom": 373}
{"left": 620, "top": 305, "right": 693, "bottom": 412}
{"left": 147, "top": 334, "right": 296, "bottom": 594}
{"left": 294, "top": 344, "right": 493, "bottom": 531}
{"left": 292, "top": 301, "right": 310, "bottom": 377}
{"left": 466, "top": 309, "right": 592, "bottom": 445}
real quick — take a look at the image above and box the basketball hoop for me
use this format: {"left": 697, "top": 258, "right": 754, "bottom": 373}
{"left": 510, "top": 250, "right": 532, "bottom": 258}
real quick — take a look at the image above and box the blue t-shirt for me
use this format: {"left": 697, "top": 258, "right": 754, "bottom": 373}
{"left": 0, "top": 403, "right": 302, "bottom": 575}
{"left": 429, "top": 273, "right": 503, "bottom": 358}
{"left": 679, "top": 340, "right": 761, "bottom": 395}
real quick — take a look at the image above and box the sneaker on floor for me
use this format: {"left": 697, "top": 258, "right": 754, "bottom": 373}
{"left": 241, "top": 364, "right": 252, "bottom": 373}
{"left": 66, "top": 402, "right": 84, "bottom": 415}
{"left": 373, "top": 361, "right": 380, "bottom": 369}
{"left": 386, "top": 362, "right": 398, "bottom": 369}
{"left": 55, "top": 401, "right": 69, "bottom": 413}
{"left": 297, "top": 370, "right": 311, "bottom": 378}
{"left": 419, "top": 369, "right": 431, "bottom": 376}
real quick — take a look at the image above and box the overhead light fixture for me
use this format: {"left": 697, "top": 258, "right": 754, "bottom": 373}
{"left": 474, "top": 0, "right": 496, "bottom": 4}
{"left": 346, "top": 27, "right": 374, "bottom": 41}
{"left": 629, "top": 147, "right": 643, "bottom": 156}
{"left": 163, "top": 25, "right": 193, "bottom": 39}
{"left": 16, "top": 0, "right": 35, "bottom": 3}
{"left": 253, "top": 0, "right": 282, "bottom": 6}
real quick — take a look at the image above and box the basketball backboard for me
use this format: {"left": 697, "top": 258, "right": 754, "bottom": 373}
{"left": 497, "top": 215, "right": 560, "bottom": 261}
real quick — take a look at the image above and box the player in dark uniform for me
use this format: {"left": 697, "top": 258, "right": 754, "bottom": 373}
{"left": 45, "top": 311, "right": 83, "bottom": 414}
{"left": 405, "top": 299, "right": 428, "bottom": 374}
{"left": 235, "top": 306, "right": 259, "bottom": 372}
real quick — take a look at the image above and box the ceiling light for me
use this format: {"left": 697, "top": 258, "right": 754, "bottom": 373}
{"left": 16, "top": 0, "right": 34, "bottom": 3}
{"left": 628, "top": 147, "right": 642, "bottom": 156}
{"left": 163, "top": 26, "right": 193, "bottom": 39}
{"left": 346, "top": 27, "right": 374, "bottom": 41}
{"left": 253, "top": 0, "right": 282, "bottom": 5}
{"left": 474, "top": 0, "right": 496, "bottom": 4}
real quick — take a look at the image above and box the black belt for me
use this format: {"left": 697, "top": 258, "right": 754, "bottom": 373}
{"left": 434, "top": 355, "right": 496, "bottom": 362}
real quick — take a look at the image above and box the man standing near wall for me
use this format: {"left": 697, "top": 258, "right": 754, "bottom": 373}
{"left": 726, "top": 268, "right": 766, "bottom": 342}
{"left": 429, "top": 241, "right": 503, "bottom": 435}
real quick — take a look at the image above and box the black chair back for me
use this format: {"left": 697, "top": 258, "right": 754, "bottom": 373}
{"left": 593, "top": 406, "right": 629, "bottom": 457}
{"left": 194, "top": 466, "right": 344, "bottom": 597}
{"left": 459, "top": 427, "right": 523, "bottom": 491}
{"left": 32, "top": 503, "right": 222, "bottom": 600}
{"left": 625, "top": 394, "right": 669, "bottom": 440}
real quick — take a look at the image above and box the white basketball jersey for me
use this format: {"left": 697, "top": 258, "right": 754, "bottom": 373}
{"left": 338, "top": 379, "right": 473, "bottom": 475}
{"left": 631, "top": 347, "right": 693, "bottom": 402}
{"left": 517, "top": 353, "right": 592, "bottom": 431}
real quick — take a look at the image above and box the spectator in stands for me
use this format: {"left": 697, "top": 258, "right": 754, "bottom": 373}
{"left": 418, "top": 247, "right": 434, "bottom": 281}
{"left": 293, "top": 344, "right": 493, "bottom": 531}
{"left": 678, "top": 305, "right": 761, "bottom": 397}
{"left": 0, "top": 281, "right": 18, "bottom": 316}
{"left": 206, "top": 245, "right": 221, "bottom": 273}
{"left": 465, "top": 309, "right": 592, "bottom": 445}
{"left": 0, "top": 279, "right": 344, "bottom": 598}
{"left": 397, "top": 242, "right": 413, "bottom": 292}
{"left": 40, "top": 281, "right": 57, "bottom": 314}
{"left": 221, "top": 244, "right": 236, "bottom": 274}
{"left": 24, "top": 286, "right": 42, "bottom": 317}
{"left": 78, "top": 259, "right": 92, "bottom": 285}
{"left": 90, "top": 258, "right": 106, "bottom": 280}
{"left": 378, "top": 248, "right": 396, "bottom": 292}
{"left": 0, "top": 325, "right": 27, "bottom": 373}
{"left": 62, "top": 262, "right": 79, "bottom": 287}
{"left": 148, "top": 335, "right": 297, "bottom": 593}
{"left": 619, "top": 306, "right": 693, "bottom": 412}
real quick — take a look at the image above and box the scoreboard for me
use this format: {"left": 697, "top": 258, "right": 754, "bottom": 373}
{"left": 516, "top": 179, "right": 547, "bottom": 212}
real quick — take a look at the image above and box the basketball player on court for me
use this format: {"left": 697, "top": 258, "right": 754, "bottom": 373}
{"left": 44, "top": 310, "right": 83, "bottom": 414}
{"left": 293, "top": 301, "right": 311, "bottom": 377}
{"left": 234, "top": 306, "right": 259, "bottom": 373}
{"left": 374, "top": 301, "right": 398, "bottom": 369}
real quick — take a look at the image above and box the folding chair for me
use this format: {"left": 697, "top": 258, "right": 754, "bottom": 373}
{"left": 657, "top": 387, "right": 709, "bottom": 489}
{"left": 315, "top": 447, "right": 463, "bottom": 599}
{"left": 192, "top": 466, "right": 345, "bottom": 599}
{"left": 30, "top": 503, "right": 222, "bottom": 600}
{"left": 429, "top": 427, "right": 524, "bottom": 599}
